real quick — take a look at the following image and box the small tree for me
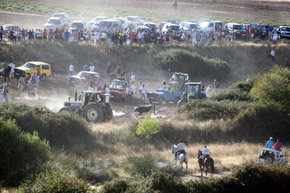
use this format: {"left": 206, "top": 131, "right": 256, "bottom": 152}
{"left": 136, "top": 118, "right": 160, "bottom": 139}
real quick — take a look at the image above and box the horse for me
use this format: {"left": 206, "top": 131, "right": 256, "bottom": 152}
{"left": 172, "top": 144, "right": 188, "bottom": 173}
{"left": 198, "top": 150, "right": 214, "bottom": 177}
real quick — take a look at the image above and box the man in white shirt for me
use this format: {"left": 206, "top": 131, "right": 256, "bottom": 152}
{"left": 140, "top": 84, "right": 146, "bottom": 100}
{"left": 9, "top": 63, "right": 15, "bottom": 78}
{"left": 201, "top": 145, "right": 210, "bottom": 160}
{"left": 89, "top": 64, "right": 95, "bottom": 72}
{"left": 175, "top": 142, "right": 186, "bottom": 159}
{"left": 130, "top": 72, "right": 136, "bottom": 83}
{"left": 105, "top": 85, "right": 110, "bottom": 104}
{"left": 69, "top": 64, "right": 74, "bottom": 76}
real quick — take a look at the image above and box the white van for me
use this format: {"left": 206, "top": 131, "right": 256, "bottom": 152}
{"left": 202, "top": 21, "right": 223, "bottom": 32}
{"left": 93, "top": 19, "right": 122, "bottom": 32}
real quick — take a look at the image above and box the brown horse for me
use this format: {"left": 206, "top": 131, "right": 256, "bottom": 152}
{"left": 198, "top": 150, "right": 214, "bottom": 177}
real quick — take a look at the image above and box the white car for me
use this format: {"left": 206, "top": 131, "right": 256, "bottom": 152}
{"left": 162, "top": 23, "right": 181, "bottom": 38}
{"left": 180, "top": 22, "right": 199, "bottom": 33}
{"left": 43, "top": 17, "right": 66, "bottom": 30}
{"left": 113, "top": 17, "right": 134, "bottom": 30}
{"left": 93, "top": 19, "right": 122, "bottom": 32}
{"left": 87, "top": 16, "right": 109, "bottom": 30}
{"left": 201, "top": 21, "right": 223, "bottom": 32}
{"left": 69, "top": 21, "right": 87, "bottom": 32}
{"left": 126, "top": 16, "right": 144, "bottom": 26}
{"left": 257, "top": 148, "right": 287, "bottom": 165}
{"left": 51, "top": 13, "right": 69, "bottom": 24}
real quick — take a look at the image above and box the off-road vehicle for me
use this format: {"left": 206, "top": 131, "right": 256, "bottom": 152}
{"left": 59, "top": 91, "right": 113, "bottom": 123}
{"left": 177, "top": 82, "right": 206, "bottom": 106}
{"left": 257, "top": 148, "right": 287, "bottom": 165}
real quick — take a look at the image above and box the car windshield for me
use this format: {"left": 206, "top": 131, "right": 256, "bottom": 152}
{"left": 187, "top": 84, "right": 199, "bottom": 94}
{"left": 48, "top": 19, "right": 60, "bottom": 25}
{"left": 189, "top": 24, "right": 198, "bottom": 29}
{"left": 281, "top": 27, "right": 290, "bottom": 31}
{"left": 99, "top": 21, "right": 109, "bottom": 27}
{"left": 233, "top": 25, "right": 244, "bottom": 30}
{"left": 24, "top": 63, "right": 36, "bottom": 69}
{"left": 52, "top": 14, "right": 64, "bottom": 18}
{"left": 71, "top": 23, "right": 83, "bottom": 29}
{"left": 170, "top": 25, "right": 180, "bottom": 30}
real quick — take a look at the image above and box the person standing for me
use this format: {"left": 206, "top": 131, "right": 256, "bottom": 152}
{"left": 9, "top": 62, "right": 15, "bottom": 78}
{"left": 274, "top": 139, "right": 283, "bottom": 151}
{"left": 266, "top": 137, "right": 275, "bottom": 149}
{"left": 0, "top": 26, "right": 3, "bottom": 42}
{"left": 84, "top": 63, "right": 89, "bottom": 71}
{"left": 140, "top": 84, "right": 146, "bottom": 100}
{"left": 69, "top": 64, "right": 74, "bottom": 76}
{"left": 51, "top": 65, "right": 55, "bottom": 80}
{"left": 267, "top": 49, "right": 275, "bottom": 62}
{"left": 205, "top": 85, "right": 211, "bottom": 97}
{"left": 89, "top": 64, "right": 95, "bottom": 72}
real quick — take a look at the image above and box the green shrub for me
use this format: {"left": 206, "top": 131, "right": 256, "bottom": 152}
{"left": 233, "top": 77, "right": 258, "bottom": 92}
{"left": 250, "top": 68, "right": 290, "bottom": 111}
{"left": 155, "top": 49, "right": 230, "bottom": 81}
{"left": 0, "top": 103, "right": 97, "bottom": 152}
{"left": 102, "top": 180, "right": 128, "bottom": 193}
{"left": 180, "top": 100, "right": 248, "bottom": 121}
{"left": 232, "top": 103, "right": 290, "bottom": 141}
{"left": 21, "top": 170, "right": 89, "bottom": 193}
{"left": 151, "top": 172, "right": 186, "bottom": 193}
{"left": 0, "top": 118, "right": 50, "bottom": 187}
{"left": 136, "top": 118, "right": 160, "bottom": 139}
{"left": 125, "top": 155, "right": 157, "bottom": 178}
{"left": 212, "top": 89, "right": 252, "bottom": 101}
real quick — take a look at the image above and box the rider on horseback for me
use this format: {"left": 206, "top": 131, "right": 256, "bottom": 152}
{"left": 175, "top": 141, "right": 186, "bottom": 160}
{"left": 201, "top": 145, "right": 210, "bottom": 161}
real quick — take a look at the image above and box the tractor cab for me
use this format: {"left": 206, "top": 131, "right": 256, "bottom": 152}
{"left": 177, "top": 82, "right": 206, "bottom": 106}
{"left": 169, "top": 72, "right": 189, "bottom": 91}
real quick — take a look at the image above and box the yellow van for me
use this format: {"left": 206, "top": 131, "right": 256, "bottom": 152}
{"left": 14, "top": 61, "right": 51, "bottom": 80}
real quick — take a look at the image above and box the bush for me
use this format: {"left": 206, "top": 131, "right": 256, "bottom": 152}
{"left": 151, "top": 172, "right": 186, "bottom": 193}
{"left": 102, "top": 180, "right": 129, "bottom": 193}
{"left": 180, "top": 100, "right": 248, "bottom": 121}
{"left": 250, "top": 68, "right": 290, "bottom": 111}
{"left": 0, "top": 103, "right": 97, "bottom": 152}
{"left": 136, "top": 118, "right": 160, "bottom": 139}
{"left": 212, "top": 89, "right": 252, "bottom": 101}
{"left": 155, "top": 49, "right": 230, "bottom": 81}
{"left": 125, "top": 154, "right": 157, "bottom": 178}
{"left": 21, "top": 170, "right": 89, "bottom": 193}
{"left": 0, "top": 118, "right": 50, "bottom": 187}
{"left": 232, "top": 103, "right": 290, "bottom": 141}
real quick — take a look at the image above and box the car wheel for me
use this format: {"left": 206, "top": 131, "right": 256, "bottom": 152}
{"left": 82, "top": 104, "right": 103, "bottom": 123}
{"left": 40, "top": 74, "right": 46, "bottom": 81}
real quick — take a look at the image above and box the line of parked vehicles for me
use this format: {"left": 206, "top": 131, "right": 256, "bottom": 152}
{"left": 2, "top": 12, "right": 290, "bottom": 40}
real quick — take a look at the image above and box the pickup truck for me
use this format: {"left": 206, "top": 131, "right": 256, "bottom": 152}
{"left": 147, "top": 86, "right": 183, "bottom": 105}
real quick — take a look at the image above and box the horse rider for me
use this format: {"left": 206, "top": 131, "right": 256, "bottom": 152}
{"left": 266, "top": 137, "right": 275, "bottom": 149}
{"left": 175, "top": 141, "right": 186, "bottom": 159}
{"left": 201, "top": 145, "right": 210, "bottom": 160}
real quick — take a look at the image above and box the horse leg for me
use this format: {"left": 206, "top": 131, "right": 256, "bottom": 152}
{"left": 200, "top": 166, "right": 203, "bottom": 177}
{"left": 186, "top": 162, "right": 188, "bottom": 174}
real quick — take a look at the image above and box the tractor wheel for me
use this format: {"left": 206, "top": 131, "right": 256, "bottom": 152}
{"left": 59, "top": 108, "right": 71, "bottom": 113}
{"left": 174, "top": 97, "right": 181, "bottom": 104}
{"left": 82, "top": 104, "right": 103, "bottom": 123}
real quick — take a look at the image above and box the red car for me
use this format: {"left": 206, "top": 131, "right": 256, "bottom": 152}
{"left": 69, "top": 71, "right": 102, "bottom": 90}
{"left": 109, "top": 78, "right": 129, "bottom": 101}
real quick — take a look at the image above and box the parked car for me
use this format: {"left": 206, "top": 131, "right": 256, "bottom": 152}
{"left": 257, "top": 148, "right": 287, "bottom": 165}
{"left": 180, "top": 22, "right": 199, "bottom": 33}
{"left": 43, "top": 17, "right": 67, "bottom": 30}
{"left": 69, "top": 71, "right": 102, "bottom": 90}
{"left": 51, "top": 12, "right": 69, "bottom": 24}
{"left": 69, "top": 20, "right": 87, "bottom": 32}
{"left": 162, "top": 23, "right": 181, "bottom": 39}
{"left": 277, "top": 26, "right": 290, "bottom": 39}
{"left": 202, "top": 21, "right": 223, "bottom": 32}
{"left": 2, "top": 24, "right": 21, "bottom": 37}
{"left": 14, "top": 61, "right": 51, "bottom": 80}
{"left": 125, "top": 16, "right": 144, "bottom": 26}
{"left": 144, "top": 22, "right": 157, "bottom": 31}
{"left": 93, "top": 19, "right": 121, "bottom": 32}
{"left": 163, "top": 19, "right": 180, "bottom": 25}
{"left": 113, "top": 17, "right": 134, "bottom": 30}
{"left": 227, "top": 23, "right": 246, "bottom": 39}
{"left": 87, "top": 16, "right": 109, "bottom": 30}
{"left": 147, "top": 86, "right": 183, "bottom": 105}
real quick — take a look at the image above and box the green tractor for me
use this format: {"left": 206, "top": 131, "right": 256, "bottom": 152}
{"left": 177, "top": 82, "right": 206, "bottom": 106}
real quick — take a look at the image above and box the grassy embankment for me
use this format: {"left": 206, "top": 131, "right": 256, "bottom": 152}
{"left": 1, "top": 41, "right": 289, "bottom": 82}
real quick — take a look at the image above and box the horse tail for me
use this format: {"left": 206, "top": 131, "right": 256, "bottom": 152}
{"left": 211, "top": 159, "right": 215, "bottom": 173}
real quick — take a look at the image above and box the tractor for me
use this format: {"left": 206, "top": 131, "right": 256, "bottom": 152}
{"left": 59, "top": 90, "right": 113, "bottom": 123}
{"left": 177, "top": 82, "right": 206, "bottom": 106}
